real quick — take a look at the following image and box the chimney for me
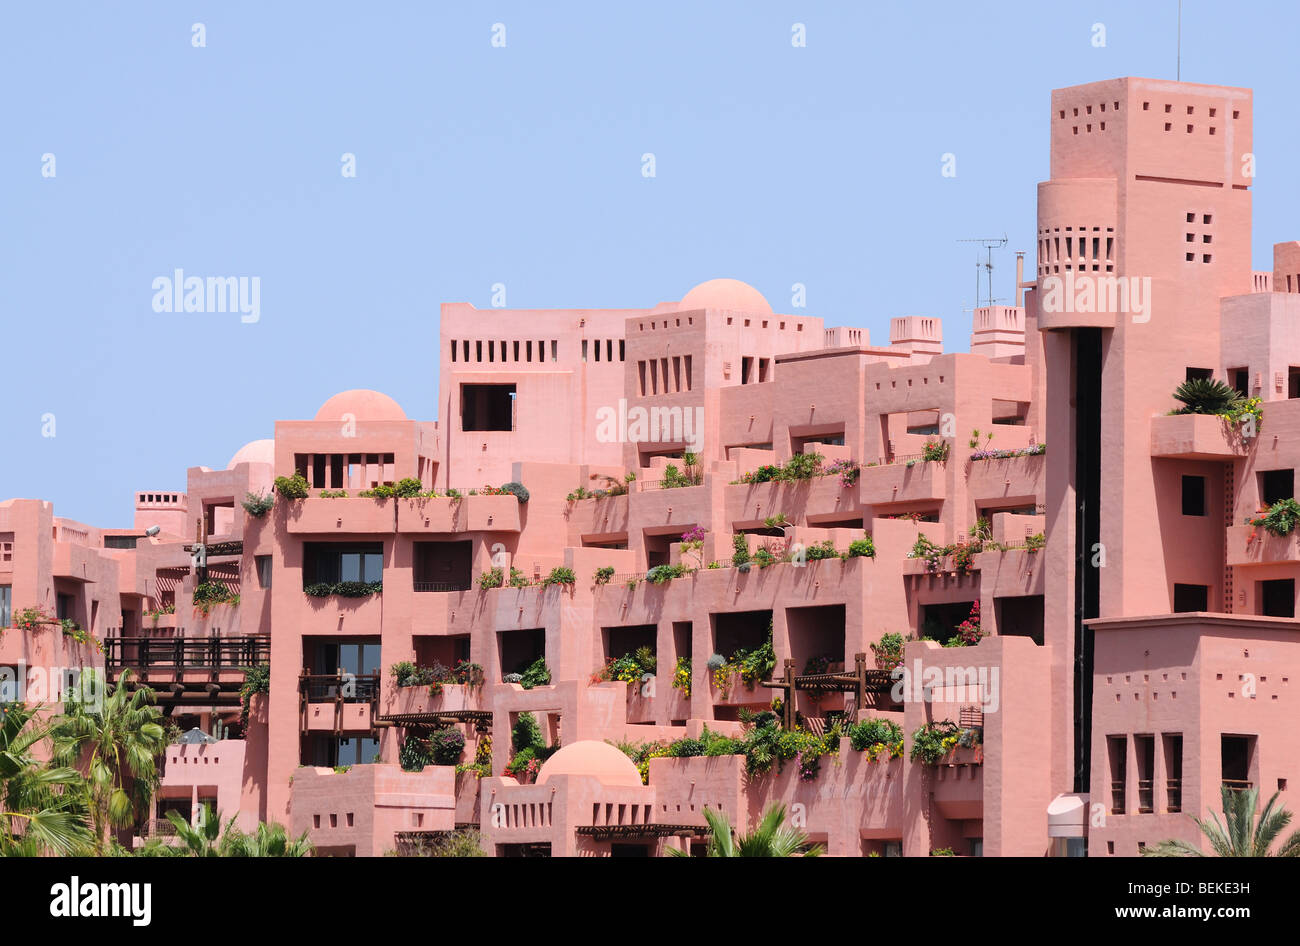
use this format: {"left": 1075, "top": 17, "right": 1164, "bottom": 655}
{"left": 889, "top": 316, "right": 943, "bottom": 363}
{"left": 970, "top": 306, "right": 1026, "bottom": 360}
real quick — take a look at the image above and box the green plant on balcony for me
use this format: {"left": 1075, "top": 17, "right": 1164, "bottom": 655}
{"left": 646, "top": 563, "right": 689, "bottom": 584}
{"left": 566, "top": 485, "right": 592, "bottom": 501}
{"left": 666, "top": 803, "right": 824, "bottom": 857}
{"left": 731, "top": 533, "right": 752, "bottom": 570}
{"left": 870, "top": 632, "right": 905, "bottom": 671}
{"left": 594, "top": 565, "right": 615, "bottom": 585}
{"left": 1172, "top": 377, "right": 1244, "bottom": 415}
{"left": 318, "top": 489, "right": 349, "bottom": 498}
{"left": 508, "top": 567, "right": 532, "bottom": 588}
{"left": 516, "top": 656, "right": 551, "bottom": 689}
{"left": 752, "top": 546, "right": 777, "bottom": 569}
{"left": 943, "top": 602, "right": 986, "bottom": 648}
{"left": 543, "top": 566, "right": 576, "bottom": 586}
{"left": 399, "top": 733, "right": 434, "bottom": 771}
{"left": 803, "top": 539, "right": 839, "bottom": 562}
{"left": 1250, "top": 498, "right": 1300, "bottom": 537}
{"left": 303, "top": 580, "right": 382, "bottom": 597}
{"left": 273, "top": 474, "right": 309, "bottom": 499}
{"left": 390, "top": 661, "right": 434, "bottom": 688}
{"left": 968, "top": 428, "right": 994, "bottom": 451}
{"left": 824, "top": 458, "right": 860, "bottom": 488}
{"left": 238, "top": 664, "right": 270, "bottom": 730}
{"left": 455, "top": 733, "right": 492, "bottom": 779}
{"left": 910, "top": 719, "right": 981, "bottom": 765}
{"left": 241, "top": 491, "right": 274, "bottom": 517}
{"left": 672, "top": 656, "right": 692, "bottom": 697}
{"left": 192, "top": 580, "right": 236, "bottom": 615}
{"left": 595, "top": 646, "right": 656, "bottom": 686}
{"left": 144, "top": 603, "right": 175, "bottom": 625}
{"left": 847, "top": 718, "right": 904, "bottom": 758}
{"left": 499, "top": 481, "right": 530, "bottom": 503}
{"left": 906, "top": 440, "right": 949, "bottom": 467}
{"left": 847, "top": 535, "right": 876, "bottom": 559}
{"left": 1025, "top": 531, "right": 1046, "bottom": 551}
{"left": 506, "top": 712, "right": 555, "bottom": 782}
{"left": 477, "top": 567, "right": 504, "bottom": 590}
{"left": 659, "top": 463, "right": 698, "bottom": 489}
{"left": 763, "top": 513, "right": 790, "bottom": 530}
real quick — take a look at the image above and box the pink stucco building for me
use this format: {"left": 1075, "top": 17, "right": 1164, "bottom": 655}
{"left": 4, "top": 75, "right": 1298, "bottom": 856}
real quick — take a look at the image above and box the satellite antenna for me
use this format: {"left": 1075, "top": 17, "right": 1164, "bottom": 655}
{"left": 957, "top": 235, "right": 1008, "bottom": 308}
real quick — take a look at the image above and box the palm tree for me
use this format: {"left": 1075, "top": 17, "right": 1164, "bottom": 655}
{"left": 668, "top": 803, "right": 824, "bottom": 857}
{"left": 161, "top": 802, "right": 226, "bottom": 856}
{"left": 0, "top": 703, "right": 92, "bottom": 856}
{"left": 51, "top": 669, "right": 167, "bottom": 855}
{"left": 220, "top": 820, "right": 313, "bottom": 857}
{"left": 1172, "top": 377, "right": 1243, "bottom": 416}
{"left": 1143, "top": 784, "right": 1300, "bottom": 857}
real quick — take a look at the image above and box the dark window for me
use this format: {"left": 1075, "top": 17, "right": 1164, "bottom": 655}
{"left": 1172, "top": 584, "right": 1209, "bottom": 612}
{"left": 303, "top": 543, "right": 383, "bottom": 587}
{"left": 1185, "top": 367, "right": 1213, "bottom": 381}
{"left": 1221, "top": 735, "right": 1254, "bottom": 791}
{"left": 1181, "top": 476, "right": 1206, "bottom": 516}
{"left": 255, "top": 555, "right": 272, "bottom": 589}
{"left": 1260, "top": 579, "right": 1295, "bottom": 618}
{"left": 1260, "top": 469, "right": 1294, "bottom": 506}
{"left": 104, "top": 535, "right": 139, "bottom": 549}
{"left": 460, "top": 383, "right": 515, "bottom": 431}
{"left": 1230, "top": 368, "right": 1249, "bottom": 397}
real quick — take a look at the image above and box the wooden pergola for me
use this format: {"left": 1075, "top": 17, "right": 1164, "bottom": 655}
{"left": 374, "top": 710, "right": 493, "bottom": 734}
{"left": 575, "top": 823, "right": 710, "bottom": 842}
{"left": 762, "top": 653, "right": 896, "bottom": 730}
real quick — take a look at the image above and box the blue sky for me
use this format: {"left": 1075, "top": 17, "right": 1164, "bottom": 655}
{"left": 3, "top": 1, "right": 1298, "bottom": 526}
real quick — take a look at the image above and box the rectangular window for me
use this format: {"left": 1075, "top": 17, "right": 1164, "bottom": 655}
{"left": 303, "top": 543, "right": 383, "bottom": 587}
{"left": 256, "top": 555, "right": 272, "bottom": 589}
{"left": 683, "top": 355, "right": 692, "bottom": 390}
{"left": 0, "top": 586, "right": 9, "bottom": 628}
{"left": 1229, "top": 367, "right": 1248, "bottom": 396}
{"left": 1134, "top": 734, "right": 1155, "bottom": 813}
{"left": 551, "top": 340, "right": 558, "bottom": 362}
{"left": 582, "top": 340, "right": 588, "bottom": 362}
{"left": 607, "top": 339, "right": 613, "bottom": 362}
{"left": 1172, "top": 584, "right": 1208, "bottom": 612}
{"left": 450, "top": 340, "right": 457, "bottom": 362}
{"left": 1184, "top": 367, "right": 1213, "bottom": 381}
{"left": 1260, "top": 579, "right": 1295, "bottom": 618}
{"left": 460, "top": 383, "right": 516, "bottom": 431}
{"left": 1108, "top": 735, "right": 1127, "bottom": 814}
{"left": 1260, "top": 469, "right": 1294, "bottom": 506}
{"left": 619, "top": 340, "right": 625, "bottom": 361}
{"left": 1164, "top": 734, "right": 1183, "bottom": 812}
{"left": 1181, "top": 476, "right": 1205, "bottom": 516}
{"left": 56, "top": 593, "right": 74, "bottom": 622}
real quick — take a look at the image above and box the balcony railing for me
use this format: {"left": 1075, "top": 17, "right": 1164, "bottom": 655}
{"left": 299, "top": 672, "right": 380, "bottom": 703}
{"left": 105, "top": 635, "right": 270, "bottom": 672}
{"left": 1110, "top": 779, "right": 1126, "bottom": 814}
{"left": 1167, "top": 778, "right": 1182, "bottom": 813}
{"left": 1137, "top": 778, "right": 1154, "bottom": 814}
{"left": 413, "top": 581, "right": 469, "bottom": 593}
{"left": 1222, "top": 779, "right": 1253, "bottom": 792}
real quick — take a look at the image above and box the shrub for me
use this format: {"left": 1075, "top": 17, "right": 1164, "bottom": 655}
{"left": 192, "top": 581, "right": 233, "bottom": 605}
{"left": 400, "top": 734, "right": 433, "bottom": 771}
{"left": 646, "top": 563, "right": 687, "bottom": 584}
{"left": 910, "top": 720, "right": 967, "bottom": 765}
{"left": 304, "top": 581, "right": 382, "bottom": 597}
{"left": 543, "top": 566, "right": 576, "bottom": 586}
{"left": 669, "top": 738, "right": 706, "bottom": 758}
{"left": 241, "top": 491, "right": 274, "bottom": 517}
{"left": 1173, "top": 377, "right": 1243, "bottom": 415}
{"left": 920, "top": 440, "right": 950, "bottom": 463}
{"left": 594, "top": 566, "right": 615, "bottom": 585}
{"left": 518, "top": 656, "right": 551, "bottom": 689}
{"left": 1251, "top": 498, "right": 1300, "bottom": 537}
{"left": 672, "top": 657, "right": 692, "bottom": 697}
{"left": 274, "top": 473, "right": 309, "bottom": 499}
{"left": 848, "top": 718, "right": 904, "bottom": 752}
{"left": 731, "top": 533, "right": 751, "bottom": 568}
{"left": 803, "top": 540, "right": 838, "bottom": 561}
{"left": 478, "top": 567, "right": 504, "bottom": 590}
{"left": 1025, "top": 531, "right": 1046, "bottom": 551}
{"left": 507, "top": 567, "right": 532, "bottom": 588}
{"left": 870, "top": 632, "right": 905, "bottom": 671}
{"left": 428, "top": 729, "right": 466, "bottom": 765}
{"left": 848, "top": 535, "right": 876, "bottom": 558}
{"left": 781, "top": 452, "right": 823, "bottom": 481}
{"left": 500, "top": 482, "right": 530, "bottom": 503}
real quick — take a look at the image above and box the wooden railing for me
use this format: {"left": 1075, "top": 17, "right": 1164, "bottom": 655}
{"left": 1110, "top": 779, "right": 1126, "bottom": 814}
{"left": 1167, "top": 777, "right": 1182, "bottom": 813}
{"left": 104, "top": 635, "right": 269, "bottom": 672}
{"left": 413, "top": 581, "right": 469, "bottom": 592}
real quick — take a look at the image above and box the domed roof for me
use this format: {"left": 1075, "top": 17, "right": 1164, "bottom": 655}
{"left": 536, "top": 740, "right": 644, "bottom": 788}
{"left": 680, "top": 278, "right": 772, "bottom": 315}
{"left": 227, "top": 439, "right": 274, "bottom": 469}
{"left": 314, "top": 390, "right": 407, "bottom": 422}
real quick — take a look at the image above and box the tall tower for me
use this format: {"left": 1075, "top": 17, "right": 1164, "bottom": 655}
{"left": 1031, "top": 78, "right": 1254, "bottom": 792}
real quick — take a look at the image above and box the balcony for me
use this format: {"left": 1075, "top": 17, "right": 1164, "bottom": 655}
{"left": 1167, "top": 778, "right": 1182, "bottom": 813}
{"left": 859, "top": 459, "right": 946, "bottom": 507}
{"left": 397, "top": 495, "right": 521, "bottom": 534}
{"left": 965, "top": 453, "right": 1045, "bottom": 505}
{"left": 104, "top": 635, "right": 269, "bottom": 673}
{"left": 1226, "top": 524, "right": 1300, "bottom": 566}
{"left": 1150, "top": 413, "right": 1251, "bottom": 461}
{"left": 286, "top": 497, "right": 396, "bottom": 534}
{"left": 299, "top": 672, "right": 379, "bottom": 732}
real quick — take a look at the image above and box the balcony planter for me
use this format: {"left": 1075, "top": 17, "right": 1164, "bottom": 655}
{"left": 1150, "top": 413, "right": 1251, "bottom": 461}
{"left": 965, "top": 453, "right": 1045, "bottom": 503}
{"left": 859, "top": 460, "right": 946, "bottom": 507}
{"left": 286, "top": 497, "right": 395, "bottom": 534}
{"left": 1226, "top": 523, "right": 1300, "bottom": 566}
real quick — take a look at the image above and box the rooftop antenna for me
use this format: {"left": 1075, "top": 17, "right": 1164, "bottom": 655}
{"left": 957, "top": 235, "right": 1009, "bottom": 308}
{"left": 1177, "top": 0, "right": 1181, "bottom": 80}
